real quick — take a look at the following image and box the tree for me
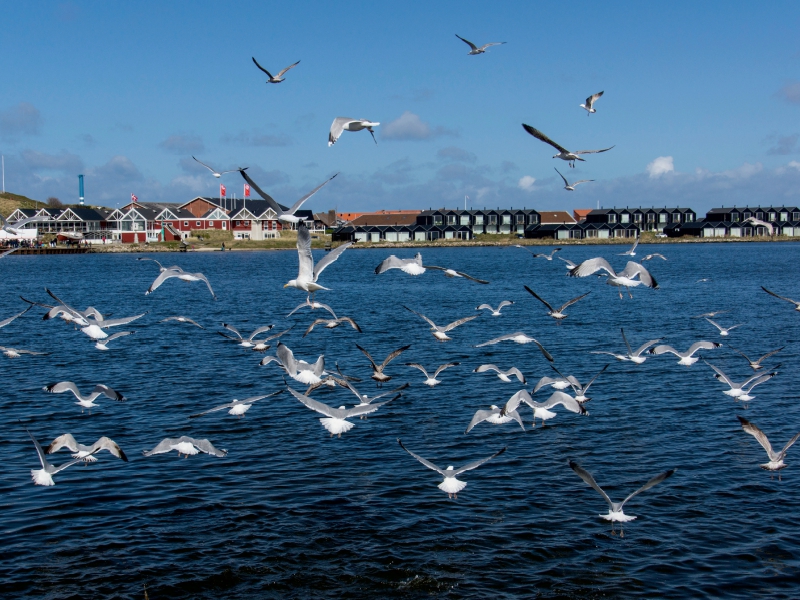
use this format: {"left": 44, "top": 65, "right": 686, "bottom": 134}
{"left": 47, "top": 196, "right": 63, "bottom": 209}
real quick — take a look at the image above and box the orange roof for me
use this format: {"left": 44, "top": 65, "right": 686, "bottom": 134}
{"left": 573, "top": 208, "right": 592, "bottom": 222}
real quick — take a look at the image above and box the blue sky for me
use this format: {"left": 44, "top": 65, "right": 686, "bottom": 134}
{"left": 1, "top": 1, "right": 799, "bottom": 214}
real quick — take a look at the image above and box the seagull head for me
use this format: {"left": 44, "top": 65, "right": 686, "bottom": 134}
{"left": 338, "top": 406, "right": 346, "bottom": 410}
{"left": 446, "top": 466, "right": 454, "bottom": 471}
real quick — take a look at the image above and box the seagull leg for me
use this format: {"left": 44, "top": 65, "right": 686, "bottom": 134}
{"left": 627, "top": 288, "right": 633, "bottom": 299}
{"left": 618, "top": 289, "right": 623, "bottom": 300}
{"left": 620, "top": 528, "right": 625, "bottom": 538}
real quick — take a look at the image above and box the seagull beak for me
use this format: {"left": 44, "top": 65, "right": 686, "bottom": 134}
{"left": 283, "top": 283, "right": 290, "bottom": 288}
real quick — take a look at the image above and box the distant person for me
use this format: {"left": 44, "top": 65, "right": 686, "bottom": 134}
{"left": 221, "top": 242, "right": 225, "bottom": 251}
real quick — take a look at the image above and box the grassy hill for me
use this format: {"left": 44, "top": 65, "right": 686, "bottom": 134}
{"left": 0, "top": 191, "right": 41, "bottom": 217}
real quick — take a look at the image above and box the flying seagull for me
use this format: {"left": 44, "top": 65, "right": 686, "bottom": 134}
{"left": 189, "top": 390, "right": 284, "bottom": 419}
{"left": 514, "top": 390, "right": 588, "bottom": 427}
{"left": 619, "top": 237, "right": 639, "bottom": 256}
{"left": 705, "top": 318, "right": 743, "bottom": 337}
{"left": 159, "top": 316, "right": 205, "bottom": 329}
{"left": 738, "top": 416, "right": 800, "bottom": 480}
{"left": 761, "top": 286, "right": 800, "bottom": 311}
{"left": 92, "top": 330, "right": 135, "bottom": 351}
{"left": 375, "top": 253, "right": 426, "bottom": 276}
{"left": 580, "top": 91, "right": 604, "bottom": 115}
{"left": 474, "top": 332, "right": 554, "bottom": 361}
{"left": 303, "top": 316, "right": 361, "bottom": 336}
{"left": 240, "top": 170, "right": 338, "bottom": 224}
{"left": 251, "top": 56, "right": 300, "bottom": 83}
{"left": 266, "top": 342, "right": 326, "bottom": 385}
{"left": 454, "top": 34, "right": 506, "bottom": 55}
{"left": 405, "top": 362, "right": 459, "bottom": 387}
{"left": 473, "top": 364, "right": 526, "bottom": 383}
{"left": 555, "top": 167, "right": 594, "bottom": 191}
{"left": 285, "top": 222, "right": 352, "bottom": 293}
{"left": 0, "top": 305, "right": 31, "bottom": 329}
{"left": 328, "top": 117, "right": 380, "bottom": 146}
{"left": 641, "top": 253, "right": 667, "bottom": 261}
{"left": 590, "top": 328, "right": 661, "bottom": 364}
{"left": 514, "top": 245, "right": 561, "bottom": 260}
{"left": 192, "top": 156, "right": 245, "bottom": 178}
{"left": 143, "top": 437, "right": 227, "bottom": 458}
{"left": 476, "top": 301, "right": 514, "bottom": 316}
{"left": 356, "top": 343, "right": 411, "bottom": 386}
{"left": 728, "top": 345, "right": 784, "bottom": 371}
{"left": 286, "top": 296, "right": 337, "bottom": 319}
{"left": 43, "top": 381, "right": 125, "bottom": 413}
{"left": 569, "top": 460, "right": 676, "bottom": 536}
{"left": 27, "top": 427, "right": 97, "bottom": 486}
{"left": 404, "top": 306, "right": 478, "bottom": 342}
{"left": 145, "top": 268, "right": 216, "bottom": 299}
{"left": 705, "top": 361, "right": 777, "bottom": 399}
{"left": 0, "top": 213, "right": 48, "bottom": 236}
{"left": 649, "top": 341, "right": 721, "bottom": 366}
{"left": 524, "top": 285, "right": 589, "bottom": 321}
{"left": 398, "top": 439, "right": 506, "bottom": 499}
{"left": 691, "top": 310, "right": 728, "bottom": 319}
{"left": 46, "top": 434, "right": 128, "bottom": 463}
{"left": 550, "top": 363, "right": 609, "bottom": 402}
{"left": 218, "top": 323, "right": 275, "bottom": 348}
{"left": 465, "top": 400, "right": 525, "bottom": 434}
{"left": 0, "top": 345, "right": 48, "bottom": 359}
{"left": 289, "top": 387, "right": 393, "bottom": 437}
{"left": 569, "top": 258, "right": 658, "bottom": 299}
{"left": 522, "top": 124, "right": 614, "bottom": 168}
{"left": 424, "top": 265, "right": 489, "bottom": 284}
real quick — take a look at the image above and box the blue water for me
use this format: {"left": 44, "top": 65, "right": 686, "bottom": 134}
{"left": 1, "top": 242, "right": 799, "bottom": 599}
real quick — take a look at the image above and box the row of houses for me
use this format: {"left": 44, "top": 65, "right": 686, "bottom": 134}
{"left": 7, "top": 197, "right": 321, "bottom": 243}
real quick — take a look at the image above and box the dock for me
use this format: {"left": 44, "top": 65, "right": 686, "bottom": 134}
{"left": 6, "top": 247, "right": 93, "bottom": 255}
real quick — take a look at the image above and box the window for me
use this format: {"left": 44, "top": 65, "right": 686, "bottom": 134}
{"left": 608, "top": 214, "right": 617, "bottom": 223}
{"left": 756, "top": 212, "right": 764, "bottom": 220}
{"left": 244, "top": 220, "right": 250, "bottom": 226}
{"left": 621, "top": 214, "right": 630, "bottom": 224}
{"left": 460, "top": 215, "right": 470, "bottom": 226}
{"left": 447, "top": 215, "right": 456, "bottom": 225}
{"left": 780, "top": 212, "right": 788, "bottom": 221}
{"left": 209, "top": 221, "right": 214, "bottom": 226}
{"left": 183, "top": 221, "right": 188, "bottom": 227}
{"left": 474, "top": 215, "right": 484, "bottom": 224}
{"left": 434, "top": 215, "right": 443, "bottom": 225}
{"left": 489, "top": 215, "right": 497, "bottom": 224}
{"left": 634, "top": 213, "right": 642, "bottom": 222}
{"left": 530, "top": 215, "right": 538, "bottom": 224}
{"left": 516, "top": 214, "right": 525, "bottom": 223}
{"left": 743, "top": 212, "right": 751, "bottom": 219}
{"left": 769, "top": 212, "right": 776, "bottom": 221}
{"left": 658, "top": 213, "right": 667, "bottom": 223}
{"left": 673, "top": 214, "right": 681, "bottom": 223}
{"left": 647, "top": 213, "right": 655, "bottom": 222}
{"left": 794, "top": 212, "right": 800, "bottom": 221}
{"left": 731, "top": 213, "right": 739, "bottom": 222}
{"left": 196, "top": 221, "right": 201, "bottom": 227}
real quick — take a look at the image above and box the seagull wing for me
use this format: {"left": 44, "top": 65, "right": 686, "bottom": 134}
{"left": 442, "top": 314, "right": 478, "bottom": 332}
{"left": 455, "top": 34, "right": 478, "bottom": 51}
{"left": 239, "top": 169, "right": 282, "bottom": 211}
{"left": 93, "top": 384, "right": 125, "bottom": 401}
{"left": 276, "top": 342, "right": 298, "bottom": 375}
{"left": 289, "top": 173, "right": 338, "bottom": 215}
{"left": 582, "top": 364, "right": 609, "bottom": 393}
{"left": 146, "top": 270, "right": 181, "bottom": 294}
{"left": 96, "top": 312, "right": 148, "bottom": 328}
{"left": 313, "top": 239, "right": 353, "bottom": 281}
{"left": 295, "top": 223, "right": 315, "bottom": 283}
{"left": 738, "top": 416, "right": 777, "bottom": 460}
{"left": 586, "top": 91, "right": 604, "bottom": 107}
{"left": 103, "top": 331, "right": 134, "bottom": 343}
{"left": 251, "top": 56, "right": 274, "bottom": 78}
{"left": 376, "top": 255, "right": 408, "bottom": 274}
{"left": 337, "top": 316, "right": 361, "bottom": 332}
{"left": 779, "top": 432, "right": 800, "bottom": 460}
{"left": 405, "top": 363, "right": 430, "bottom": 378}
{"left": 93, "top": 437, "right": 128, "bottom": 461}
{"left": 398, "top": 439, "right": 446, "bottom": 476}
{"left": 328, "top": 117, "right": 353, "bottom": 146}
{"left": 0, "top": 305, "right": 31, "bottom": 328}
{"left": 650, "top": 344, "right": 679, "bottom": 357}
{"left": 189, "top": 272, "right": 216, "bottom": 299}
{"left": 303, "top": 319, "right": 330, "bottom": 337}
{"left": 465, "top": 408, "right": 499, "bottom": 433}
{"left": 558, "top": 291, "right": 591, "bottom": 312}
{"left": 44, "top": 289, "right": 84, "bottom": 321}
{"left": 569, "top": 460, "right": 614, "bottom": 510}
{"left": 46, "top": 433, "right": 79, "bottom": 454}
{"left": 554, "top": 167, "right": 569, "bottom": 186}
{"left": 189, "top": 402, "right": 236, "bottom": 418}
{"left": 474, "top": 364, "right": 500, "bottom": 374}
{"left": 569, "top": 257, "right": 616, "bottom": 278}
{"left": 380, "top": 344, "right": 412, "bottom": 369}
{"left": 453, "top": 447, "right": 506, "bottom": 476}
{"left": 705, "top": 319, "right": 723, "bottom": 332}
{"left": 755, "top": 346, "right": 784, "bottom": 365}
{"left": 404, "top": 305, "right": 438, "bottom": 329}
{"left": 573, "top": 145, "right": 616, "bottom": 155}
{"left": 192, "top": 156, "right": 217, "bottom": 174}
{"left": 453, "top": 270, "right": 488, "bottom": 284}
{"left": 433, "top": 362, "right": 459, "bottom": 378}
{"left": 184, "top": 437, "right": 227, "bottom": 457}
{"left": 43, "top": 381, "right": 81, "bottom": 398}
{"left": 52, "top": 450, "right": 100, "bottom": 474}
{"left": 524, "top": 286, "right": 554, "bottom": 312}
{"left": 27, "top": 428, "right": 53, "bottom": 470}
{"left": 497, "top": 300, "right": 514, "bottom": 310}
{"left": 632, "top": 338, "right": 663, "bottom": 357}
{"left": 533, "top": 376, "right": 562, "bottom": 394}
{"left": 222, "top": 323, "right": 243, "bottom": 339}
{"left": 266, "top": 325, "right": 294, "bottom": 342}
{"left": 619, "top": 262, "right": 658, "bottom": 288}
{"left": 705, "top": 361, "right": 734, "bottom": 386}
{"left": 522, "top": 124, "right": 570, "bottom": 154}
{"left": 761, "top": 286, "right": 799, "bottom": 305}
{"left": 539, "top": 391, "right": 587, "bottom": 415}
{"left": 619, "top": 469, "right": 676, "bottom": 509}
{"left": 289, "top": 387, "right": 341, "bottom": 418}
{"left": 161, "top": 316, "right": 204, "bottom": 328}
{"left": 355, "top": 343, "right": 379, "bottom": 370}
{"left": 478, "top": 42, "right": 505, "bottom": 51}
{"left": 686, "top": 341, "right": 721, "bottom": 356}
{"left": 275, "top": 60, "right": 300, "bottom": 78}
{"left": 247, "top": 325, "right": 275, "bottom": 341}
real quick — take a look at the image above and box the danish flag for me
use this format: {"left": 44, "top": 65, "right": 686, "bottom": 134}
{"left": 131, "top": 193, "right": 138, "bottom": 203}
{"left": 220, "top": 184, "right": 226, "bottom": 197}
{"left": 244, "top": 183, "right": 250, "bottom": 198}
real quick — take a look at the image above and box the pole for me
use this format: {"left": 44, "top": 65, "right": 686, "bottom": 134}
{"left": 1, "top": 154, "right": 4, "bottom": 193}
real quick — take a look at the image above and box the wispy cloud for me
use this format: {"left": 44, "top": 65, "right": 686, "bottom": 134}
{"left": 382, "top": 111, "right": 457, "bottom": 141}
{"left": 158, "top": 134, "right": 205, "bottom": 154}
{"left": 776, "top": 81, "right": 800, "bottom": 105}
{"left": 437, "top": 146, "right": 476, "bottom": 163}
{"left": 220, "top": 130, "right": 292, "bottom": 147}
{"left": 766, "top": 133, "right": 800, "bottom": 155}
{"left": 0, "top": 102, "right": 42, "bottom": 140}
{"left": 20, "top": 149, "right": 83, "bottom": 173}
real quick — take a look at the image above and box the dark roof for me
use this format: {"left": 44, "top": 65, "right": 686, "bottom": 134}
{"left": 351, "top": 213, "right": 419, "bottom": 226}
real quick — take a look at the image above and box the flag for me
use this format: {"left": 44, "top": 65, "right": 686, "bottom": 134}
{"left": 220, "top": 184, "right": 226, "bottom": 197}
{"left": 244, "top": 183, "right": 250, "bottom": 198}
{"left": 131, "top": 193, "right": 138, "bottom": 203}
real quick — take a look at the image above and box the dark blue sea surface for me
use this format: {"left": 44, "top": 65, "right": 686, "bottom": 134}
{"left": 1, "top": 242, "right": 799, "bottom": 599}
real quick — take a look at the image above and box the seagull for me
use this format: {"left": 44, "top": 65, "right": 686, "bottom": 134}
{"left": 0, "top": 305, "right": 31, "bottom": 329}
{"left": 474, "top": 333, "right": 554, "bottom": 361}
{"left": 569, "top": 258, "right": 658, "bottom": 298}
{"left": 43, "top": 381, "right": 126, "bottom": 413}
{"left": 514, "top": 245, "right": 562, "bottom": 260}
{"left": 522, "top": 124, "right": 614, "bottom": 168}
{"left": 555, "top": 167, "right": 594, "bottom": 191}
{"left": 476, "top": 301, "right": 514, "bottom": 316}
{"left": 192, "top": 156, "right": 245, "bottom": 178}
{"left": 737, "top": 376, "right": 777, "bottom": 403}
{"left": 328, "top": 117, "right": 380, "bottom": 146}
{"left": 738, "top": 416, "right": 800, "bottom": 480}
{"left": 92, "top": 331, "right": 135, "bottom": 351}
{"left": 580, "top": 91, "right": 604, "bottom": 115}
{"left": 569, "top": 460, "right": 676, "bottom": 536}
{"left": 285, "top": 222, "right": 352, "bottom": 293}
{"left": 404, "top": 306, "right": 477, "bottom": 342}
{"left": 375, "top": 253, "right": 426, "bottom": 276}
{"left": 515, "top": 390, "right": 588, "bottom": 427}
{"left": 0, "top": 345, "right": 48, "bottom": 358}
{"left": 0, "top": 247, "right": 16, "bottom": 258}
{"left": 43, "top": 289, "right": 145, "bottom": 337}
{"left": 250, "top": 326, "right": 294, "bottom": 352}
{"left": 218, "top": 323, "right": 275, "bottom": 347}
{"left": 454, "top": 34, "right": 506, "bottom": 55}
{"left": 266, "top": 342, "right": 326, "bottom": 385}
{"left": 532, "top": 375, "right": 573, "bottom": 393}
{"left": 26, "top": 427, "right": 97, "bottom": 486}
{"left": 341, "top": 381, "right": 408, "bottom": 418}
{"left": 524, "top": 286, "right": 590, "bottom": 321}
{"left": 465, "top": 400, "right": 525, "bottom": 434}
{"left": 356, "top": 343, "right": 411, "bottom": 386}
{"left": 303, "top": 316, "right": 362, "bottom": 336}
{"left": 137, "top": 257, "right": 184, "bottom": 272}
{"left": 705, "top": 318, "right": 743, "bottom": 337}
{"left": 289, "top": 387, "right": 393, "bottom": 437}
{"left": 159, "top": 316, "right": 205, "bottom": 329}
{"left": 558, "top": 256, "right": 577, "bottom": 269}
{"left": 143, "top": 437, "right": 227, "bottom": 458}
{"left": 46, "top": 434, "right": 128, "bottom": 463}
{"left": 590, "top": 328, "right": 661, "bottom": 364}
{"left": 705, "top": 361, "right": 777, "bottom": 399}
{"left": 691, "top": 310, "right": 728, "bottom": 319}
{"left": 286, "top": 296, "right": 338, "bottom": 319}
{"left": 473, "top": 364, "right": 526, "bottom": 383}
{"left": 405, "top": 362, "right": 459, "bottom": 387}
{"left": 146, "top": 268, "right": 216, "bottom": 299}
{"left": 641, "top": 253, "right": 667, "bottom": 261}
{"left": 425, "top": 265, "right": 489, "bottom": 284}
{"left": 550, "top": 364, "right": 609, "bottom": 402}
{"left": 398, "top": 439, "right": 506, "bottom": 499}
{"left": 251, "top": 56, "right": 300, "bottom": 83}
{"left": 649, "top": 341, "right": 721, "bottom": 366}
{"left": 761, "top": 286, "right": 800, "bottom": 311}
{"left": 0, "top": 213, "right": 48, "bottom": 235}
{"left": 240, "top": 170, "right": 338, "bottom": 224}
{"left": 189, "top": 390, "right": 284, "bottom": 418}
{"left": 729, "top": 345, "right": 784, "bottom": 371}
{"left": 618, "top": 238, "right": 639, "bottom": 256}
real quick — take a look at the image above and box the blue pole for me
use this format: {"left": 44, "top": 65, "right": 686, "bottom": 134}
{"left": 78, "top": 174, "right": 84, "bottom": 204}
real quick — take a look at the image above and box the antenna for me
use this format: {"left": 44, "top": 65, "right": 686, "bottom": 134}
{"left": 78, "top": 174, "right": 85, "bottom": 205}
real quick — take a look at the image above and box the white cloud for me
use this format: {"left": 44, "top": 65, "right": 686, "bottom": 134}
{"left": 646, "top": 156, "right": 674, "bottom": 178}
{"left": 788, "top": 161, "right": 800, "bottom": 171}
{"left": 518, "top": 175, "right": 536, "bottom": 191}
{"left": 382, "top": 111, "right": 456, "bottom": 141}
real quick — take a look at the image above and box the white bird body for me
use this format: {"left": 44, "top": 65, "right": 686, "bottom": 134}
{"left": 650, "top": 341, "right": 721, "bottom": 366}
{"left": 268, "top": 342, "right": 326, "bottom": 385}
{"left": 27, "top": 428, "right": 96, "bottom": 486}
{"left": 569, "top": 258, "right": 658, "bottom": 298}
{"left": 252, "top": 56, "right": 300, "bottom": 83}
{"left": 523, "top": 124, "right": 614, "bottom": 168}
{"left": 455, "top": 34, "right": 506, "bottom": 55}
{"left": 738, "top": 416, "right": 800, "bottom": 476}
{"left": 406, "top": 362, "right": 459, "bottom": 387}
{"left": 328, "top": 117, "right": 380, "bottom": 146}
{"left": 285, "top": 223, "right": 352, "bottom": 292}
{"left": 404, "top": 306, "right": 477, "bottom": 342}
{"left": 143, "top": 436, "right": 227, "bottom": 458}
{"left": 476, "top": 301, "right": 513, "bottom": 316}
{"left": 474, "top": 364, "right": 526, "bottom": 383}
{"left": 705, "top": 318, "right": 743, "bottom": 337}
{"left": 375, "top": 253, "right": 426, "bottom": 276}
{"left": 580, "top": 91, "right": 604, "bottom": 115}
